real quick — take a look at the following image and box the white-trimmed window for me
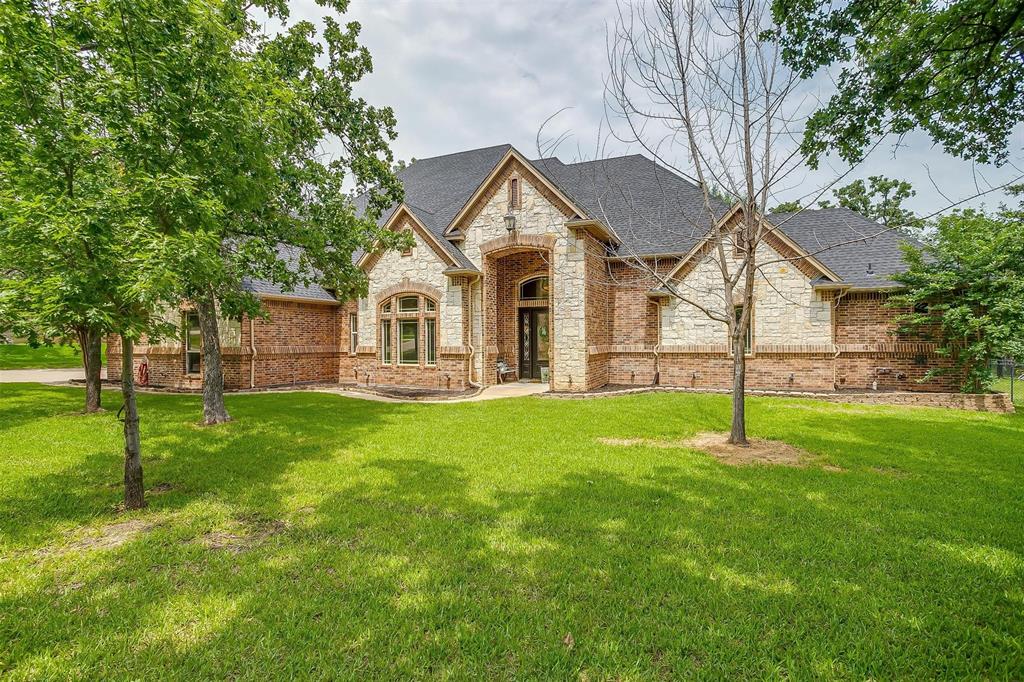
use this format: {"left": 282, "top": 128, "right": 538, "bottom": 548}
{"left": 399, "top": 319, "right": 419, "bottom": 364}
{"left": 734, "top": 305, "right": 752, "bottom": 354}
{"left": 185, "top": 312, "right": 201, "bottom": 374}
{"left": 380, "top": 319, "right": 392, "bottom": 364}
{"left": 378, "top": 292, "right": 438, "bottom": 367}
{"left": 349, "top": 313, "right": 358, "bottom": 354}
{"left": 425, "top": 318, "right": 436, "bottom": 365}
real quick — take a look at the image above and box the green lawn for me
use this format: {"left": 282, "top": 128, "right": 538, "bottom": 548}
{"left": 0, "top": 343, "right": 104, "bottom": 370}
{"left": 1, "top": 384, "right": 1021, "bottom": 679}
{"left": 993, "top": 376, "right": 1021, "bottom": 405}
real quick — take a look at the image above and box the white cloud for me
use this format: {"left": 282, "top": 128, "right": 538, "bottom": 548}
{"left": 288, "top": 0, "right": 1022, "bottom": 214}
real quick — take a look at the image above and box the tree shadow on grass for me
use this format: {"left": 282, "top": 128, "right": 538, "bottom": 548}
{"left": 1, "top": 388, "right": 1022, "bottom": 678}
{"left": 0, "top": 386, "right": 404, "bottom": 547}
{"left": 7, "top": 454, "right": 1019, "bottom": 678}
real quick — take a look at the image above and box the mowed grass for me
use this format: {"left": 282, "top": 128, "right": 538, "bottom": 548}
{"left": 992, "top": 376, "right": 1022, "bottom": 405}
{"left": 0, "top": 384, "right": 1022, "bottom": 679}
{"left": 0, "top": 343, "right": 104, "bottom": 370}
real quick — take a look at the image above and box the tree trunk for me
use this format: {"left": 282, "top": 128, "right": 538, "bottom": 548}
{"left": 120, "top": 335, "right": 145, "bottom": 510}
{"left": 196, "top": 287, "right": 231, "bottom": 425}
{"left": 77, "top": 326, "right": 103, "bottom": 413}
{"left": 728, "top": 333, "right": 748, "bottom": 446}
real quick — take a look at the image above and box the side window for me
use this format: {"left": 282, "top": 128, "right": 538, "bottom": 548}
{"left": 380, "top": 319, "right": 392, "bottom": 364}
{"left": 349, "top": 312, "right": 358, "bottom": 353}
{"left": 734, "top": 305, "right": 752, "bottom": 354}
{"left": 185, "top": 312, "right": 201, "bottom": 374}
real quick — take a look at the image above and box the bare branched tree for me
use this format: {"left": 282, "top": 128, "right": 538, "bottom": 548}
{"left": 599, "top": 0, "right": 818, "bottom": 444}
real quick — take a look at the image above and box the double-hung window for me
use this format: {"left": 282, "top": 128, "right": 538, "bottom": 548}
{"left": 349, "top": 313, "right": 358, "bottom": 354}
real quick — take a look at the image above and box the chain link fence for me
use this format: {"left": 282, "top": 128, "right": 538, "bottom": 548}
{"left": 990, "top": 358, "right": 1019, "bottom": 405}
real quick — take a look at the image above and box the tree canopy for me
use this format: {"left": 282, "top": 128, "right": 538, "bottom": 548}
{"left": 818, "top": 176, "right": 922, "bottom": 231}
{"left": 772, "top": 0, "right": 1024, "bottom": 167}
{"left": 891, "top": 193, "right": 1024, "bottom": 391}
{"left": 770, "top": 176, "right": 921, "bottom": 231}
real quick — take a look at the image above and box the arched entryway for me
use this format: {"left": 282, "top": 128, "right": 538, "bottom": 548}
{"left": 480, "top": 233, "right": 555, "bottom": 387}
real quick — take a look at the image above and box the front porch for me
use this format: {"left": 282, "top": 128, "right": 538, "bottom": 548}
{"left": 482, "top": 243, "right": 553, "bottom": 389}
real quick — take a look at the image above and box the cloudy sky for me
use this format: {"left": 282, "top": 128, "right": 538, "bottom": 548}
{"left": 282, "top": 0, "right": 1021, "bottom": 215}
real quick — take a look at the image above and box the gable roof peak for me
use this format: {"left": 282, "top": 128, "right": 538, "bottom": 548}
{"left": 400, "top": 143, "right": 512, "bottom": 170}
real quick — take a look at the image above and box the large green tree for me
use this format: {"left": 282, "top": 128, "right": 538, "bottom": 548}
{"left": 891, "top": 195, "right": 1024, "bottom": 391}
{"left": 0, "top": 0, "right": 114, "bottom": 411}
{"left": 0, "top": 0, "right": 184, "bottom": 509}
{"left": 89, "top": 0, "right": 403, "bottom": 424}
{"left": 772, "top": 0, "right": 1024, "bottom": 167}
{"left": 819, "top": 176, "right": 923, "bottom": 231}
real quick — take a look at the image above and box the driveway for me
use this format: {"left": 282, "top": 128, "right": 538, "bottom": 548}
{"left": 0, "top": 368, "right": 103, "bottom": 384}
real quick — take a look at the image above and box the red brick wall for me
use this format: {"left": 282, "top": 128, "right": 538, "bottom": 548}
{"left": 107, "top": 298, "right": 342, "bottom": 390}
{"left": 835, "top": 292, "right": 901, "bottom": 345}
{"left": 482, "top": 249, "right": 551, "bottom": 384}
{"left": 608, "top": 261, "right": 664, "bottom": 346}
{"left": 591, "top": 272, "right": 962, "bottom": 393}
{"left": 105, "top": 273, "right": 967, "bottom": 395}
{"left": 833, "top": 292, "right": 960, "bottom": 391}
{"left": 584, "top": 233, "right": 612, "bottom": 390}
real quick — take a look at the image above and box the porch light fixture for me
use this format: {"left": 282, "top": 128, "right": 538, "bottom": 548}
{"left": 504, "top": 205, "right": 516, "bottom": 233}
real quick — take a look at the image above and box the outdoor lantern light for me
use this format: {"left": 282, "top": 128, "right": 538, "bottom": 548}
{"left": 504, "top": 208, "right": 516, "bottom": 233}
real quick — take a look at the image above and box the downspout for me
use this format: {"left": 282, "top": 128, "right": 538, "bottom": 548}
{"left": 652, "top": 300, "right": 662, "bottom": 386}
{"left": 467, "top": 277, "right": 482, "bottom": 388}
{"left": 831, "top": 287, "right": 849, "bottom": 389}
{"left": 249, "top": 317, "right": 257, "bottom": 389}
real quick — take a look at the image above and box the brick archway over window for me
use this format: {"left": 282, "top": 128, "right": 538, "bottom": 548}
{"left": 373, "top": 279, "right": 443, "bottom": 306}
{"left": 480, "top": 232, "right": 556, "bottom": 257}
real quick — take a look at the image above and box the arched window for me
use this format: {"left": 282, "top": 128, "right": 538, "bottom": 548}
{"left": 519, "top": 276, "right": 549, "bottom": 301}
{"left": 379, "top": 293, "right": 438, "bottom": 366}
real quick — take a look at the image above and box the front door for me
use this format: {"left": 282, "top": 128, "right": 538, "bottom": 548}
{"left": 518, "top": 308, "right": 550, "bottom": 381}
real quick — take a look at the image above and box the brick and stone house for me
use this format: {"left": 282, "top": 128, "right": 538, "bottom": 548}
{"left": 108, "top": 143, "right": 958, "bottom": 394}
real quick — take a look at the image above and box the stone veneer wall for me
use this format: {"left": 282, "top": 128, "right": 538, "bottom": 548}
{"left": 593, "top": 263, "right": 962, "bottom": 393}
{"left": 458, "top": 164, "right": 583, "bottom": 390}
{"left": 660, "top": 237, "right": 832, "bottom": 346}
{"left": 359, "top": 216, "right": 458, "bottom": 348}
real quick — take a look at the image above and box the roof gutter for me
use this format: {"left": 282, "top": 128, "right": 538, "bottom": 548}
{"left": 812, "top": 283, "right": 901, "bottom": 293}
{"left": 257, "top": 293, "right": 341, "bottom": 305}
{"left": 565, "top": 219, "right": 621, "bottom": 245}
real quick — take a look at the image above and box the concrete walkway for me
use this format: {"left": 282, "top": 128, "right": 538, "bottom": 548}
{"left": 0, "top": 368, "right": 547, "bottom": 405}
{"left": 0, "top": 368, "right": 105, "bottom": 384}
{"left": 324, "top": 381, "right": 549, "bottom": 404}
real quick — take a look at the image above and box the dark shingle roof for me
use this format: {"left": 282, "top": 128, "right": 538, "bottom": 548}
{"left": 768, "top": 207, "right": 916, "bottom": 288}
{"left": 354, "top": 144, "right": 911, "bottom": 290}
{"left": 532, "top": 155, "right": 731, "bottom": 257}
{"left": 241, "top": 243, "right": 338, "bottom": 303}
{"left": 355, "top": 144, "right": 512, "bottom": 270}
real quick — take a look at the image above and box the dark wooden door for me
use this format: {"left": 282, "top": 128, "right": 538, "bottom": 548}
{"left": 519, "top": 308, "right": 550, "bottom": 380}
